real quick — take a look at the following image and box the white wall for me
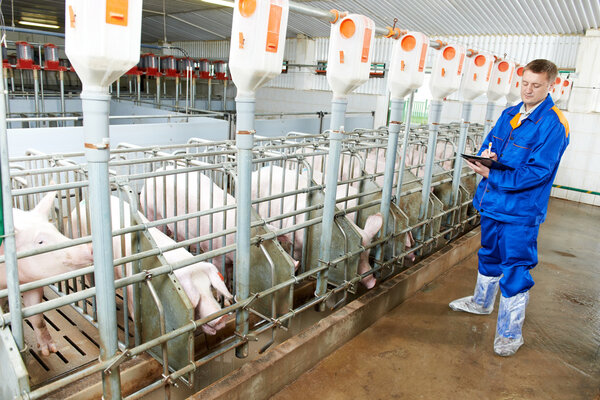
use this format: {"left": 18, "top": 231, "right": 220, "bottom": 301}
{"left": 551, "top": 112, "right": 600, "bottom": 206}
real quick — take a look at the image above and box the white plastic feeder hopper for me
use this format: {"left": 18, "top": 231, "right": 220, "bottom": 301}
{"left": 229, "top": 0, "right": 289, "bottom": 99}
{"left": 558, "top": 79, "right": 572, "bottom": 108}
{"left": 506, "top": 65, "right": 524, "bottom": 104}
{"left": 487, "top": 60, "right": 515, "bottom": 102}
{"left": 65, "top": 0, "right": 142, "bottom": 395}
{"left": 459, "top": 52, "right": 493, "bottom": 101}
{"left": 326, "top": 14, "right": 375, "bottom": 100}
{"left": 388, "top": 31, "right": 429, "bottom": 100}
{"left": 429, "top": 44, "right": 466, "bottom": 100}
{"left": 317, "top": 13, "right": 375, "bottom": 310}
{"left": 550, "top": 76, "right": 563, "bottom": 102}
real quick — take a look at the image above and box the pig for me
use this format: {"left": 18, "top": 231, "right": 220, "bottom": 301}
{"left": 72, "top": 196, "right": 233, "bottom": 335}
{"left": 139, "top": 166, "right": 296, "bottom": 283}
{"left": 0, "top": 191, "right": 94, "bottom": 356}
{"left": 140, "top": 167, "right": 237, "bottom": 276}
{"left": 310, "top": 152, "right": 417, "bottom": 261}
{"left": 252, "top": 165, "right": 383, "bottom": 289}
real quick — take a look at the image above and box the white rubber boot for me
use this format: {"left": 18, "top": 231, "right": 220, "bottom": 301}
{"left": 449, "top": 272, "right": 500, "bottom": 315}
{"left": 494, "top": 291, "right": 529, "bottom": 356}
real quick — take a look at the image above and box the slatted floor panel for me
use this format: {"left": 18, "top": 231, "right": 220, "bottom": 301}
{"left": 22, "top": 287, "right": 134, "bottom": 389}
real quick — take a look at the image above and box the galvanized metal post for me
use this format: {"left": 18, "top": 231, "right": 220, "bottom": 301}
{"left": 235, "top": 97, "right": 255, "bottom": 359}
{"left": 223, "top": 80, "right": 227, "bottom": 111}
{"left": 59, "top": 70, "right": 65, "bottom": 127}
{"left": 376, "top": 98, "right": 404, "bottom": 260}
{"left": 3, "top": 68, "right": 10, "bottom": 125}
{"left": 116, "top": 77, "right": 120, "bottom": 98}
{"left": 483, "top": 101, "right": 495, "bottom": 135}
{"left": 175, "top": 76, "right": 179, "bottom": 109}
{"left": 0, "top": 66, "right": 24, "bottom": 351}
{"left": 38, "top": 47, "right": 45, "bottom": 116}
{"left": 156, "top": 76, "right": 161, "bottom": 105}
{"left": 418, "top": 99, "right": 443, "bottom": 224}
{"left": 33, "top": 69, "right": 39, "bottom": 127}
{"left": 208, "top": 78, "right": 212, "bottom": 111}
{"left": 395, "top": 91, "right": 414, "bottom": 203}
{"left": 191, "top": 77, "right": 196, "bottom": 109}
{"left": 80, "top": 90, "right": 122, "bottom": 398}
{"left": 316, "top": 98, "right": 347, "bottom": 310}
{"left": 136, "top": 74, "right": 141, "bottom": 104}
{"left": 451, "top": 101, "right": 472, "bottom": 208}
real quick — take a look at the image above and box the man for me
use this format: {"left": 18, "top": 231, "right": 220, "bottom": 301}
{"left": 449, "top": 59, "right": 570, "bottom": 356}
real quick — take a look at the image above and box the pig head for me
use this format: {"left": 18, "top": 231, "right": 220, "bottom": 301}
{"left": 0, "top": 191, "right": 94, "bottom": 356}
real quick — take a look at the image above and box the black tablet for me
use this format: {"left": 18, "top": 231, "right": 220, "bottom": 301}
{"left": 461, "top": 154, "right": 515, "bottom": 171}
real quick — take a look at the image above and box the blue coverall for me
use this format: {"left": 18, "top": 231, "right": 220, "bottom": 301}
{"left": 473, "top": 94, "right": 569, "bottom": 297}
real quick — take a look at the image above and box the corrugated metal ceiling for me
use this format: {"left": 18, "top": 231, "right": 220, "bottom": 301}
{"left": 1, "top": 0, "right": 599, "bottom": 42}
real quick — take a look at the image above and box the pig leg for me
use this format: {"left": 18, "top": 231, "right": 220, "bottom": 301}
{"left": 355, "top": 214, "right": 383, "bottom": 289}
{"left": 23, "top": 288, "right": 57, "bottom": 356}
{"left": 405, "top": 231, "right": 416, "bottom": 262}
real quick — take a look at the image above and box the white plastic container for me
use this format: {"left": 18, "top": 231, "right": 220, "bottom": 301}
{"left": 429, "top": 44, "right": 466, "bottom": 100}
{"left": 487, "top": 60, "right": 515, "bottom": 102}
{"left": 326, "top": 14, "right": 375, "bottom": 100}
{"left": 550, "top": 76, "right": 563, "bottom": 102}
{"left": 387, "top": 32, "right": 429, "bottom": 100}
{"left": 229, "top": 0, "right": 289, "bottom": 99}
{"left": 558, "top": 79, "right": 572, "bottom": 108}
{"left": 459, "top": 52, "right": 494, "bottom": 101}
{"left": 506, "top": 65, "right": 524, "bottom": 104}
{"left": 65, "top": 0, "right": 143, "bottom": 92}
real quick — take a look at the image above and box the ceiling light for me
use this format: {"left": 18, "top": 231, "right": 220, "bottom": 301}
{"left": 18, "top": 20, "right": 60, "bottom": 29}
{"left": 201, "top": 0, "right": 234, "bottom": 8}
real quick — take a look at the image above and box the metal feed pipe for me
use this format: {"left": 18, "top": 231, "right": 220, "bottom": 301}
{"left": 395, "top": 91, "right": 415, "bottom": 203}
{"left": 80, "top": 88, "right": 122, "bottom": 397}
{"left": 234, "top": 97, "right": 255, "bottom": 358}
{"left": 450, "top": 101, "right": 472, "bottom": 222}
{"left": 416, "top": 99, "right": 444, "bottom": 243}
{"left": 316, "top": 99, "right": 347, "bottom": 310}
{"left": 376, "top": 97, "right": 404, "bottom": 262}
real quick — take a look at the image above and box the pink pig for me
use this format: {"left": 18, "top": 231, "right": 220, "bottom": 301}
{"left": 140, "top": 166, "right": 296, "bottom": 283}
{"left": 0, "top": 191, "right": 94, "bottom": 356}
{"left": 72, "top": 196, "right": 233, "bottom": 335}
{"left": 251, "top": 165, "right": 383, "bottom": 289}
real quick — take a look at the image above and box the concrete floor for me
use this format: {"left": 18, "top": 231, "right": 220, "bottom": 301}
{"left": 271, "top": 198, "right": 600, "bottom": 400}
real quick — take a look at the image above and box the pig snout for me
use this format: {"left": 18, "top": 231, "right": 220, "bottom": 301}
{"left": 65, "top": 242, "right": 94, "bottom": 267}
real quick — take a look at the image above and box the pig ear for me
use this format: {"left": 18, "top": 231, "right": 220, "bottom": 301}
{"left": 362, "top": 213, "right": 383, "bottom": 241}
{"left": 206, "top": 264, "right": 233, "bottom": 299}
{"left": 33, "top": 191, "right": 57, "bottom": 217}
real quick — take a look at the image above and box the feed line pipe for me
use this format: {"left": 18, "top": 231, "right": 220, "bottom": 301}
{"left": 234, "top": 97, "right": 255, "bottom": 358}
{"left": 450, "top": 101, "right": 472, "bottom": 223}
{"left": 316, "top": 98, "right": 347, "bottom": 311}
{"left": 81, "top": 88, "right": 122, "bottom": 397}
{"left": 287, "top": 1, "right": 444, "bottom": 48}
{"left": 416, "top": 99, "right": 443, "bottom": 243}
{"left": 483, "top": 101, "right": 495, "bottom": 136}
{"left": 395, "top": 91, "right": 415, "bottom": 203}
{"left": 375, "top": 97, "right": 404, "bottom": 262}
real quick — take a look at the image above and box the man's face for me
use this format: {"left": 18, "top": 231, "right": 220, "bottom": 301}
{"left": 521, "top": 70, "right": 553, "bottom": 110}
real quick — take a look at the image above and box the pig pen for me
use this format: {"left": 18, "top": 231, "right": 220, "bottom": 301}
{"left": 0, "top": 123, "right": 484, "bottom": 399}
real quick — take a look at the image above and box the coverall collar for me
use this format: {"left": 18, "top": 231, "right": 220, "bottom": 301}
{"left": 507, "top": 95, "right": 555, "bottom": 125}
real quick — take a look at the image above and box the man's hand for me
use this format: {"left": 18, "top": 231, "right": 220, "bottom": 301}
{"left": 465, "top": 159, "right": 490, "bottom": 179}
{"left": 480, "top": 149, "right": 498, "bottom": 160}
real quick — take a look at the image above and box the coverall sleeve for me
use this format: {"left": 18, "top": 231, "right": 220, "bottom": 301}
{"left": 486, "top": 120, "right": 567, "bottom": 192}
{"left": 476, "top": 111, "right": 509, "bottom": 156}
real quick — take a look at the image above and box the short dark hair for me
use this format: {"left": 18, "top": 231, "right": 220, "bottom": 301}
{"left": 524, "top": 59, "right": 558, "bottom": 85}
